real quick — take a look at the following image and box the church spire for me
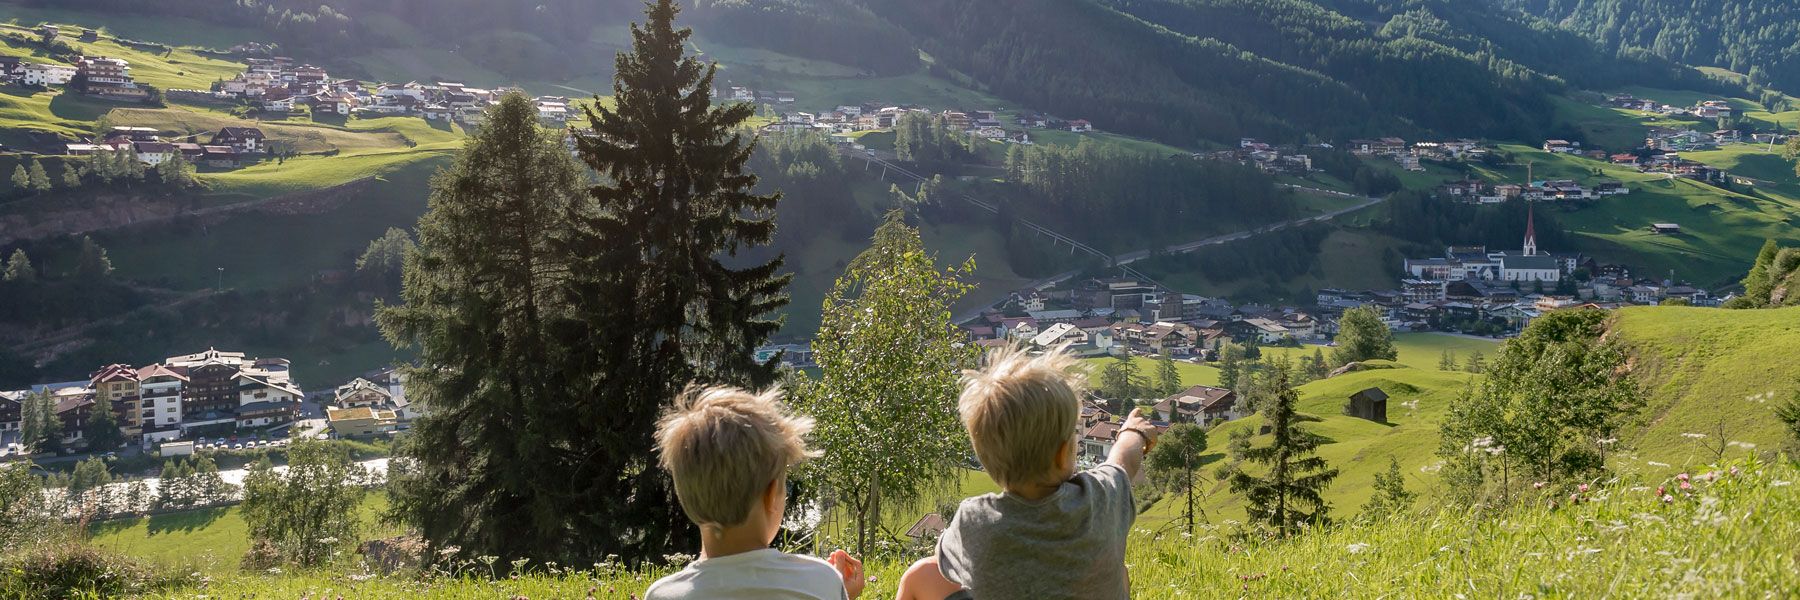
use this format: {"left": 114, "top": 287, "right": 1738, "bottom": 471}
{"left": 1523, "top": 202, "right": 1538, "bottom": 256}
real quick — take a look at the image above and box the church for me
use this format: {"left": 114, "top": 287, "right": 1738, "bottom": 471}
{"left": 1402, "top": 205, "right": 1573, "bottom": 283}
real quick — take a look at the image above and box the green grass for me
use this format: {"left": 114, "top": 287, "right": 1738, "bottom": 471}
{"left": 1609, "top": 305, "right": 1800, "bottom": 469}
{"left": 137, "top": 459, "right": 1800, "bottom": 598}
{"left": 1082, "top": 334, "right": 1502, "bottom": 516}
{"left": 0, "top": 23, "right": 246, "bottom": 92}
{"left": 89, "top": 495, "right": 396, "bottom": 575}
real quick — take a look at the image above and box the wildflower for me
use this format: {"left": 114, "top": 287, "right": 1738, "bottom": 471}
{"left": 1661, "top": 494, "right": 1674, "bottom": 503}
{"left": 1730, "top": 466, "right": 1740, "bottom": 476}
{"left": 1569, "top": 493, "right": 1580, "bottom": 502}
{"left": 1676, "top": 473, "right": 1690, "bottom": 481}
{"left": 1578, "top": 483, "right": 1589, "bottom": 493}
{"left": 1679, "top": 481, "right": 1692, "bottom": 491}
{"left": 1656, "top": 486, "right": 1666, "bottom": 497}
{"left": 1533, "top": 482, "right": 1545, "bottom": 490}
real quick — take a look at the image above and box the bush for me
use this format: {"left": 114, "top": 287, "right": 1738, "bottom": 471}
{"left": 0, "top": 543, "right": 195, "bottom": 599}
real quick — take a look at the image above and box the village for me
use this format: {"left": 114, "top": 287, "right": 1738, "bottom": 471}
{"left": 0, "top": 347, "right": 419, "bottom": 461}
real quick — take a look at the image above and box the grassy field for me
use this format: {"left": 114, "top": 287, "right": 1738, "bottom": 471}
{"left": 131, "top": 458, "right": 1800, "bottom": 598}
{"left": 0, "top": 23, "right": 245, "bottom": 91}
{"left": 89, "top": 495, "right": 396, "bottom": 575}
{"left": 1610, "top": 305, "right": 1800, "bottom": 469}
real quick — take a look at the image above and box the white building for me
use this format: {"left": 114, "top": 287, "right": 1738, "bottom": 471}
{"left": 21, "top": 63, "right": 75, "bottom": 87}
{"left": 136, "top": 364, "right": 186, "bottom": 429}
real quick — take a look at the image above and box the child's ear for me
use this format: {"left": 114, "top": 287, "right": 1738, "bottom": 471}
{"left": 763, "top": 477, "right": 783, "bottom": 513}
{"left": 1056, "top": 439, "right": 1075, "bottom": 472}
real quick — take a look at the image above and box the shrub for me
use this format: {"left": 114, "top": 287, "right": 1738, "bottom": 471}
{"left": 0, "top": 543, "right": 195, "bottom": 599}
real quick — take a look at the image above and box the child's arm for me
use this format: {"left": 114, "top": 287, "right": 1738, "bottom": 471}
{"left": 1105, "top": 408, "right": 1160, "bottom": 481}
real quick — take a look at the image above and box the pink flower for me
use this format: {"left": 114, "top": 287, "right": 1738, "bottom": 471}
{"left": 1730, "top": 466, "right": 1741, "bottom": 476}
{"left": 1657, "top": 486, "right": 1666, "bottom": 497}
{"left": 1677, "top": 473, "right": 1690, "bottom": 481}
{"left": 1533, "top": 481, "right": 1546, "bottom": 490}
{"left": 1578, "top": 484, "right": 1589, "bottom": 493}
{"left": 1704, "top": 472, "right": 1717, "bottom": 482}
{"left": 1679, "top": 481, "right": 1693, "bottom": 491}
{"left": 1661, "top": 494, "right": 1674, "bottom": 503}
{"left": 1569, "top": 493, "right": 1580, "bottom": 503}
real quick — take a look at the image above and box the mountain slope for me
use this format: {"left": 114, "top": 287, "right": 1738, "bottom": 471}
{"left": 1610, "top": 305, "right": 1800, "bottom": 467}
{"left": 1494, "top": 0, "right": 1800, "bottom": 92}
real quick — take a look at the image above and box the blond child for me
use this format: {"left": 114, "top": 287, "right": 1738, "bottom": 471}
{"left": 647, "top": 386, "right": 865, "bottom": 600}
{"left": 897, "top": 347, "right": 1159, "bottom": 600}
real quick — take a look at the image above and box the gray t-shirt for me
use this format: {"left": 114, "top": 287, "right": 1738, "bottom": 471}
{"left": 936, "top": 463, "right": 1135, "bottom": 599}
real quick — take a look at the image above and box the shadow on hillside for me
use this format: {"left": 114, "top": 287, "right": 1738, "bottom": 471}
{"left": 310, "top": 112, "right": 348, "bottom": 127}
{"left": 48, "top": 93, "right": 111, "bottom": 122}
{"left": 144, "top": 506, "right": 230, "bottom": 535}
{"left": 426, "top": 118, "right": 453, "bottom": 133}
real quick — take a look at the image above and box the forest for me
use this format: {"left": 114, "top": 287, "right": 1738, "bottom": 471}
{"left": 18, "top": 0, "right": 916, "bottom": 80}
{"left": 997, "top": 139, "right": 1299, "bottom": 251}
{"left": 1494, "top": 0, "right": 1800, "bottom": 91}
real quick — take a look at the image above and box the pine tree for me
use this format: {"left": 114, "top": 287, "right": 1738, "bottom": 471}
{"left": 1225, "top": 370, "right": 1339, "bottom": 536}
{"left": 1463, "top": 351, "right": 1486, "bottom": 374}
{"left": 546, "top": 0, "right": 789, "bottom": 562}
{"left": 19, "top": 391, "right": 59, "bottom": 453}
{"left": 82, "top": 399, "right": 124, "bottom": 452}
{"left": 1438, "top": 350, "right": 1459, "bottom": 371}
{"left": 1307, "top": 347, "right": 1330, "bottom": 380}
{"left": 1154, "top": 353, "right": 1183, "bottom": 396}
{"left": 376, "top": 93, "right": 589, "bottom": 563}
{"left": 1357, "top": 457, "right": 1415, "bottom": 520}
{"left": 1147, "top": 423, "right": 1208, "bottom": 534}
{"left": 9, "top": 165, "right": 28, "bottom": 193}
{"left": 60, "top": 160, "right": 82, "bottom": 188}
{"left": 26, "top": 160, "right": 50, "bottom": 192}
{"left": 3, "top": 249, "right": 33, "bottom": 282}
{"left": 75, "top": 236, "right": 113, "bottom": 280}
{"left": 799, "top": 210, "right": 977, "bottom": 556}
{"left": 158, "top": 152, "right": 194, "bottom": 188}
{"left": 1740, "top": 239, "right": 1781, "bottom": 307}
{"left": 1098, "top": 355, "right": 1147, "bottom": 414}
{"left": 1218, "top": 343, "right": 1244, "bottom": 393}
{"left": 1332, "top": 305, "right": 1397, "bottom": 366}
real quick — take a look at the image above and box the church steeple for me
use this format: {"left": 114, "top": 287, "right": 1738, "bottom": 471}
{"left": 1522, "top": 202, "right": 1538, "bottom": 256}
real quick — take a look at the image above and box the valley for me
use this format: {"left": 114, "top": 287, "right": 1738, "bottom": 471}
{"left": 0, "top": 1, "right": 1797, "bottom": 597}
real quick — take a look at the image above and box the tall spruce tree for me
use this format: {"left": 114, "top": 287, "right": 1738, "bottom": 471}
{"left": 75, "top": 236, "right": 113, "bottom": 280}
{"left": 1153, "top": 353, "right": 1182, "bottom": 396}
{"left": 82, "top": 400, "right": 124, "bottom": 452}
{"left": 1147, "top": 423, "right": 1208, "bottom": 534}
{"left": 553, "top": 0, "right": 789, "bottom": 561}
{"left": 3, "top": 249, "right": 33, "bottom": 282}
{"left": 376, "top": 92, "right": 588, "bottom": 563}
{"left": 1224, "top": 370, "right": 1339, "bottom": 536}
{"left": 26, "top": 160, "right": 50, "bottom": 192}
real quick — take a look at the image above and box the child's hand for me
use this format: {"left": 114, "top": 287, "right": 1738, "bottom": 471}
{"left": 1123, "top": 408, "right": 1160, "bottom": 450}
{"left": 829, "top": 549, "right": 865, "bottom": 599}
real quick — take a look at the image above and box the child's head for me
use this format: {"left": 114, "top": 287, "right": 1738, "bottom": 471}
{"left": 958, "top": 345, "right": 1085, "bottom": 490}
{"left": 655, "top": 385, "right": 815, "bottom": 539}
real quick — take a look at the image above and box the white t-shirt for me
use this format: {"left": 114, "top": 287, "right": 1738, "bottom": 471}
{"left": 644, "top": 548, "right": 849, "bottom": 600}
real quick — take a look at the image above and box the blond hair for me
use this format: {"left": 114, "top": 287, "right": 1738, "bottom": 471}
{"left": 958, "top": 345, "right": 1085, "bottom": 489}
{"left": 655, "top": 385, "right": 816, "bottom": 529}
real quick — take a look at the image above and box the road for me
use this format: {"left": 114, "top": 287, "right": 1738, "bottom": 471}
{"left": 838, "top": 148, "right": 1389, "bottom": 323}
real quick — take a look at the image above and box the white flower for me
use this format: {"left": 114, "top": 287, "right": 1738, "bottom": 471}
{"left": 1346, "top": 543, "right": 1371, "bottom": 554}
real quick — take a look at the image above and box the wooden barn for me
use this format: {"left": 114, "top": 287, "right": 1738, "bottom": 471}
{"left": 1346, "top": 387, "right": 1389, "bottom": 423}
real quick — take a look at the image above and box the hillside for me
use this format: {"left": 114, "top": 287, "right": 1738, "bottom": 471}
{"left": 32, "top": 456, "right": 1799, "bottom": 598}
{"left": 1495, "top": 0, "right": 1800, "bottom": 92}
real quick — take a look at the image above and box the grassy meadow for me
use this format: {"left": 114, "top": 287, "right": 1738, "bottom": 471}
{"left": 120, "top": 457, "right": 1800, "bottom": 598}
